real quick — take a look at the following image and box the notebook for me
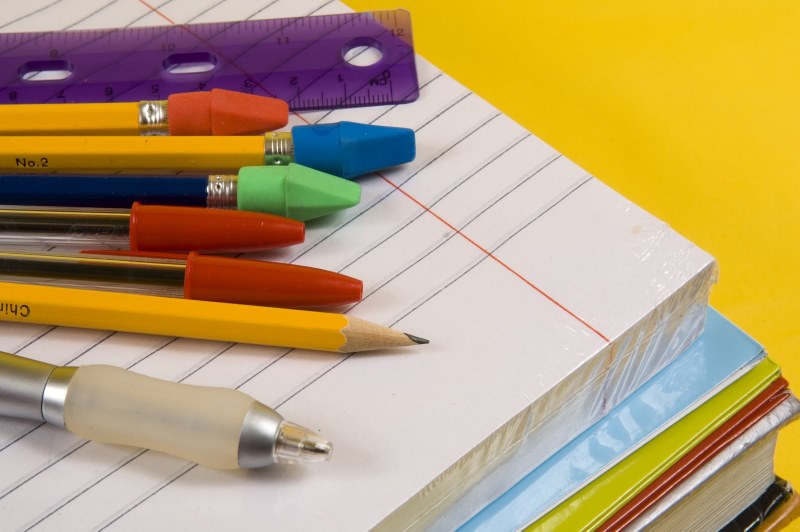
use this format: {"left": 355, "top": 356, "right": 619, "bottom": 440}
{"left": 0, "top": 1, "right": 716, "bottom": 530}
{"left": 457, "top": 308, "right": 767, "bottom": 530}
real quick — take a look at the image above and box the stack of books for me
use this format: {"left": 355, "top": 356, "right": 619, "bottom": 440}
{"left": 455, "top": 309, "right": 799, "bottom": 530}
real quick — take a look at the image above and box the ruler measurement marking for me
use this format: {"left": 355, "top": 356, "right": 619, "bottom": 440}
{"left": 47, "top": 27, "right": 174, "bottom": 103}
{"left": 283, "top": 15, "right": 415, "bottom": 109}
{"left": 0, "top": 6, "right": 176, "bottom": 98}
{"left": 0, "top": 10, "right": 418, "bottom": 110}
{"left": 264, "top": 15, "right": 387, "bottom": 106}
{"left": 106, "top": 20, "right": 257, "bottom": 102}
{"left": 111, "top": 5, "right": 338, "bottom": 103}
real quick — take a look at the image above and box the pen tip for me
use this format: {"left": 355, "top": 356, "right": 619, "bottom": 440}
{"left": 274, "top": 422, "right": 333, "bottom": 465}
{"left": 405, "top": 333, "right": 429, "bottom": 345}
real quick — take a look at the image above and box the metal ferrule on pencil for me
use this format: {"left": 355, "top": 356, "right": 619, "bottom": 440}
{"left": 137, "top": 100, "right": 170, "bottom": 135}
{"left": 205, "top": 174, "right": 238, "bottom": 209}
{"left": 263, "top": 131, "right": 295, "bottom": 166}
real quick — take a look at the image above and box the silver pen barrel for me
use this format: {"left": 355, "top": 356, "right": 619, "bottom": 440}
{"left": 0, "top": 351, "right": 76, "bottom": 427}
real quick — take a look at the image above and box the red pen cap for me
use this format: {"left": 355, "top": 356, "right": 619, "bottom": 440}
{"left": 183, "top": 253, "right": 363, "bottom": 308}
{"left": 128, "top": 202, "right": 304, "bottom": 253}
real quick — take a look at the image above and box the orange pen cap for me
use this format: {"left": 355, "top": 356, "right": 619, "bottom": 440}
{"left": 80, "top": 250, "right": 363, "bottom": 308}
{"left": 128, "top": 202, "right": 304, "bottom": 253}
{"left": 183, "top": 253, "right": 363, "bottom": 308}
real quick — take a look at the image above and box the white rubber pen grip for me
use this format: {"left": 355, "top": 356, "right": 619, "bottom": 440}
{"left": 62, "top": 365, "right": 254, "bottom": 469}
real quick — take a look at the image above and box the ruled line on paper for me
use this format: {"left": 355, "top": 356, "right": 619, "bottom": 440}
{"left": 0, "top": 0, "right": 68, "bottom": 31}
{"left": 284, "top": 110, "right": 507, "bottom": 264}
{"left": 335, "top": 134, "right": 535, "bottom": 273}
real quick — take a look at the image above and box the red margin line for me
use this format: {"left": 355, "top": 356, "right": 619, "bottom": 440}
{"left": 137, "top": 0, "right": 175, "bottom": 23}
{"left": 380, "top": 175, "right": 610, "bottom": 342}
{"left": 137, "top": 0, "right": 609, "bottom": 343}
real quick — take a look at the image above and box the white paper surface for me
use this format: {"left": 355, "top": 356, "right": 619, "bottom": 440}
{"left": 0, "top": 1, "right": 716, "bottom": 530}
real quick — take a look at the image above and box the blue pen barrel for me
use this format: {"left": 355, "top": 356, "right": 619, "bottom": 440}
{"left": 0, "top": 175, "right": 209, "bottom": 208}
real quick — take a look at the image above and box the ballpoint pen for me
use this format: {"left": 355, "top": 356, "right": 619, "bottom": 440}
{"left": 0, "top": 163, "right": 361, "bottom": 221}
{"left": 0, "top": 203, "right": 304, "bottom": 252}
{"left": 0, "top": 88, "right": 289, "bottom": 136}
{"left": 0, "top": 351, "right": 332, "bottom": 469}
{"left": 0, "top": 121, "right": 416, "bottom": 179}
{"left": 0, "top": 249, "right": 363, "bottom": 308}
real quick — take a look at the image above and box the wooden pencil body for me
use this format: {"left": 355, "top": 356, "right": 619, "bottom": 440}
{"left": 0, "top": 103, "right": 140, "bottom": 135}
{"left": 0, "top": 135, "right": 265, "bottom": 172}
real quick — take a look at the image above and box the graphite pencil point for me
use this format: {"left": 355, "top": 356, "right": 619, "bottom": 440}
{"left": 405, "top": 334, "right": 429, "bottom": 345}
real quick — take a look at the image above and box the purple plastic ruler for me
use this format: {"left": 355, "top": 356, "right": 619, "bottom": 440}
{"left": 0, "top": 9, "right": 419, "bottom": 111}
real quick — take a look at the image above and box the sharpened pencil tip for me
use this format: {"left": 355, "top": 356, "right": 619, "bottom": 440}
{"left": 405, "top": 333, "right": 429, "bottom": 345}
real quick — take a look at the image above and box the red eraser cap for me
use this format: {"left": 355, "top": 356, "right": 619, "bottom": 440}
{"left": 128, "top": 202, "right": 304, "bottom": 253}
{"left": 165, "top": 91, "right": 212, "bottom": 136}
{"left": 183, "top": 253, "right": 363, "bottom": 308}
{"left": 167, "top": 88, "right": 289, "bottom": 135}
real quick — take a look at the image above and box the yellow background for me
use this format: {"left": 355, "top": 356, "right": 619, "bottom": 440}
{"left": 349, "top": 0, "right": 800, "bottom": 517}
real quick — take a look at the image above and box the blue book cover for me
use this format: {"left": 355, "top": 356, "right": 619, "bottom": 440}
{"left": 457, "top": 308, "right": 765, "bottom": 530}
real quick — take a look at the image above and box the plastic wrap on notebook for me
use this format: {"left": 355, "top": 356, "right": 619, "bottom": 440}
{"left": 404, "top": 264, "right": 716, "bottom": 531}
{"left": 629, "top": 395, "right": 800, "bottom": 530}
{"left": 454, "top": 308, "right": 765, "bottom": 530}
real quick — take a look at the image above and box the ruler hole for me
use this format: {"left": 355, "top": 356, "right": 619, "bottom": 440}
{"left": 162, "top": 52, "right": 217, "bottom": 75}
{"left": 19, "top": 60, "right": 73, "bottom": 82}
{"left": 342, "top": 38, "right": 383, "bottom": 68}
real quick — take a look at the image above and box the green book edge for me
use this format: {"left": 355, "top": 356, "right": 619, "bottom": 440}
{"left": 529, "top": 357, "right": 781, "bottom": 531}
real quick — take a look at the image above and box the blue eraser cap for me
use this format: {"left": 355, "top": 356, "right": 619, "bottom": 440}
{"left": 292, "top": 121, "right": 416, "bottom": 179}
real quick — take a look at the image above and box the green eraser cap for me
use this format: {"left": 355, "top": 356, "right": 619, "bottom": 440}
{"left": 237, "top": 164, "right": 361, "bottom": 221}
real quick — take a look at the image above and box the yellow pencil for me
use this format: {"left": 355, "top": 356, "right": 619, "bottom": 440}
{"left": 0, "top": 135, "right": 266, "bottom": 174}
{"left": 0, "top": 89, "right": 288, "bottom": 136}
{"left": 0, "top": 281, "right": 427, "bottom": 353}
{"left": 0, "top": 121, "right": 416, "bottom": 179}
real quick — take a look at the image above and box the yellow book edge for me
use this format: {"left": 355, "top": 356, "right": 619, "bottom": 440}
{"left": 529, "top": 357, "right": 781, "bottom": 531}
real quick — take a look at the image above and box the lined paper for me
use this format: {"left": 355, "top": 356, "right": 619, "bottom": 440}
{"left": 0, "top": 1, "right": 716, "bottom": 530}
